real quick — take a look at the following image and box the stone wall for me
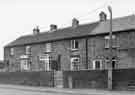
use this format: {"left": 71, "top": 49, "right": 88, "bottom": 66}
{"left": 4, "top": 38, "right": 87, "bottom": 71}
{"left": 87, "top": 31, "right": 135, "bottom": 69}
{"left": 4, "top": 30, "right": 135, "bottom": 71}
{"left": 113, "top": 69, "right": 135, "bottom": 90}
{"left": 0, "top": 71, "right": 54, "bottom": 87}
{"left": 63, "top": 70, "right": 108, "bottom": 88}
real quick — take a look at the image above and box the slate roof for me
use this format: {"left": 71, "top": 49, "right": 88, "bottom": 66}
{"left": 5, "top": 22, "right": 98, "bottom": 47}
{"left": 91, "top": 15, "right": 135, "bottom": 35}
{"left": 5, "top": 15, "right": 135, "bottom": 47}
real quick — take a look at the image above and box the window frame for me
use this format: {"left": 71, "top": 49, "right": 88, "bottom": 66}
{"left": 20, "top": 59, "right": 30, "bottom": 71}
{"left": 26, "top": 46, "right": 31, "bottom": 55}
{"left": 71, "top": 40, "right": 79, "bottom": 50}
{"left": 106, "top": 58, "right": 117, "bottom": 69}
{"left": 45, "top": 43, "right": 52, "bottom": 53}
{"left": 70, "top": 57, "right": 80, "bottom": 71}
{"left": 104, "top": 35, "right": 117, "bottom": 48}
{"left": 92, "top": 59, "right": 103, "bottom": 70}
{"left": 39, "top": 54, "right": 51, "bottom": 71}
{"left": 10, "top": 48, "right": 14, "bottom": 56}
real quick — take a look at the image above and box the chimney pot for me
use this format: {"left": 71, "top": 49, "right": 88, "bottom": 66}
{"left": 33, "top": 26, "right": 40, "bottom": 35}
{"left": 72, "top": 18, "right": 79, "bottom": 28}
{"left": 50, "top": 24, "right": 57, "bottom": 32}
{"left": 99, "top": 11, "right": 107, "bottom": 22}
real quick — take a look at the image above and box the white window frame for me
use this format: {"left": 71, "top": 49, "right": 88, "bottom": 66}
{"left": 10, "top": 48, "right": 14, "bottom": 56}
{"left": 45, "top": 43, "right": 52, "bottom": 52}
{"left": 26, "top": 46, "right": 31, "bottom": 55}
{"left": 71, "top": 40, "right": 79, "bottom": 50}
{"left": 92, "top": 59, "right": 102, "bottom": 70}
{"left": 106, "top": 59, "right": 117, "bottom": 69}
{"left": 20, "top": 59, "right": 30, "bottom": 71}
{"left": 70, "top": 57, "right": 80, "bottom": 71}
{"left": 104, "top": 35, "right": 116, "bottom": 48}
{"left": 39, "top": 54, "right": 51, "bottom": 71}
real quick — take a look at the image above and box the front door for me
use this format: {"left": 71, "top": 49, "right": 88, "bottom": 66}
{"left": 57, "top": 54, "right": 61, "bottom": 71}
{"left": 51, "top": 54, "right": 61, "bottom": 71}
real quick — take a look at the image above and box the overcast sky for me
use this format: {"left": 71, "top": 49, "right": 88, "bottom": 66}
{"left": 0, "top": 0, "right": 135, "bottom": 60}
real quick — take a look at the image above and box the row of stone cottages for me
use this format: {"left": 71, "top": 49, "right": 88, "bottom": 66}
{"left": 4, "top": 11, "right": 135, "bottom": 72}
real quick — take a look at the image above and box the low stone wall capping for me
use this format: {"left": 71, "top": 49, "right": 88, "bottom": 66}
{"left": 0, "top": 71, "right": 54, "bottom": 87}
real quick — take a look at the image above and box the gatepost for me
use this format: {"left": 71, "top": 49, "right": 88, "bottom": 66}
{"left": 68, "top": 75, "right": 73, "bottom": 88}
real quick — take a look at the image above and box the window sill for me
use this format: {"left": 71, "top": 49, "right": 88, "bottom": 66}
{"left": 44, "top": 51, "right": 52, "bottom": 53}
{"left": 70, "top": 48, "right": 79, "bottom": 51}
{"left": 105, "top": 46, "right": 120, "bottom": 49}
{"left": 70, "top": 70, "right": 80, "bottom": 71}
{"left": 92, "top": 68, "right": 104, "bottom": 70}
{"left": 26, "top": 53, "right": 31, "bottom": 55}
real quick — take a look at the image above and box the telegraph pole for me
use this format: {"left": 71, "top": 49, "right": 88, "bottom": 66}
{"left": 108, "top": 6, "right": 113, "bottom": 90}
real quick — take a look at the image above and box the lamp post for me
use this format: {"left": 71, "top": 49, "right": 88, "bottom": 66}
{"left": 108, "top": 6, "right": 113, "bottom": 90}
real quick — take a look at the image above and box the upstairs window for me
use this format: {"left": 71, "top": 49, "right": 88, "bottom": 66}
{"left": 71, "top": 40, "right": 79, "bottom": 50}
{"left": 70, "top": 57, "right": 80, "bottom": 70}
{"left": 92, "top": 59, "right": 102, "bottom": 70}
{"left": 10, "top": 48, "right": 14, "bottom": 56}
{"left": 104, "top": 35, "right": 117, "bottom": 48}
{"left": 26, "top": 46, "right": 31, "bottom": 55}
{"left": 45, "top": 43, "right": 52, "bottom": 52}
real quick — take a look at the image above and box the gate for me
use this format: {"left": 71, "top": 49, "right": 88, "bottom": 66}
{"left": 53, "top": 71, "right": 63, "bottom": 88}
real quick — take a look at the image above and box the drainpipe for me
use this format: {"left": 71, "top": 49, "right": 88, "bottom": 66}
{"left": 85, "top": 38, "right": 88, "bottom": 69}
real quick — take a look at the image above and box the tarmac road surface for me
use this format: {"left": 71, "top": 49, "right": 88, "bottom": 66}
{"left": 0, "top": 87, "right": 92, "bottom": 95}
{"left": 0, "top": 88, "right": 76, "bottom": 95}
{"left": 0, "top": 84, "right": 135, "bottom": 95}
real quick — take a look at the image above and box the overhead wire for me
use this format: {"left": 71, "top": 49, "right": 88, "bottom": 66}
{"left": 77, "top": 2, "right": 108, "bottom": 20}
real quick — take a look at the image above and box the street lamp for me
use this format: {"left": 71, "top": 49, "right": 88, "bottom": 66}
{"left": 108, "top": 5, "right": 113, "bottom": 90}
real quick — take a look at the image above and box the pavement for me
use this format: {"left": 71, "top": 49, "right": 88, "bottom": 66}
{"left": 0, "top": 84, "right": 135, "bottom": 95}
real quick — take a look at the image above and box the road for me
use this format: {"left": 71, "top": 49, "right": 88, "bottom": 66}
{"left": 0, "top": 87, "right": 79, "bottom": 95}
{"left": 0, "top": 86, "right": 93, "bottom": 95}
{"left": 0, "top": 84, "right": 135, "bottom": 95}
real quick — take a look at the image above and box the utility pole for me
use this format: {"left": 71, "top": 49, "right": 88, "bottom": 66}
{"left": 108, "top": 6, "right": 113, "bottom": 90}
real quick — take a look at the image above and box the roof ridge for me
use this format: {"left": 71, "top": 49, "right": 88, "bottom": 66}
{"left": 23, "top": 15, "right": 135, "bottom": 37}
{"left": 20, "top": 21, "right": 99, "bottom": 37}
{"left": 5, "top": 14, "right": 135, "bottom": 47}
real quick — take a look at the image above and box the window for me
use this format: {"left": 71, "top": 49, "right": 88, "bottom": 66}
{"left": 112, "top": 60, "right": 116, "bottom": 69}
{"left": 106, "top": 57, "right": 117, "bottom": 69}
{"left": 71, "top": 40, "right": 79, "bottom": 50}
{"left": 104, "top": 35, "right": 117, "bottom": 48}
{"left": 26, "top": 46, "right": 31, "bottom": 55}
{"left": 70, "top": 57, "right": 80, "bottom": 70}
{"left": 10, "top": 48, "right": 14, "bottom": 56}
{"left": 39, "top": 54, "right": 51, "bottom": 71}
{"left": 45, "top": 43, "right": 52, "bottom": 52}
{"left": 92, "top": 60, "right": 102, "bottom": 70}
{"left": 20, "top": 60, "right": 30, "bottom": 71}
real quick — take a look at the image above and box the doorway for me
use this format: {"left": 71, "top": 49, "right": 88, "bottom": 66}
{"left": 112, "top": 57, "right": 117, "bottom": 69}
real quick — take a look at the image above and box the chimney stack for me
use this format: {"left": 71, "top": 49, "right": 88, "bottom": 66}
{"left": 33, "top": 26, "right": 40, "bottom": 35}
{"left": 72, "top": 18, "right": 79, "bottom": 28}
{"left": 99, "top": 11, "right": 107, "bottom": 22}
{"left": 50, "top": 24, "right": 57, "bottom": 32}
